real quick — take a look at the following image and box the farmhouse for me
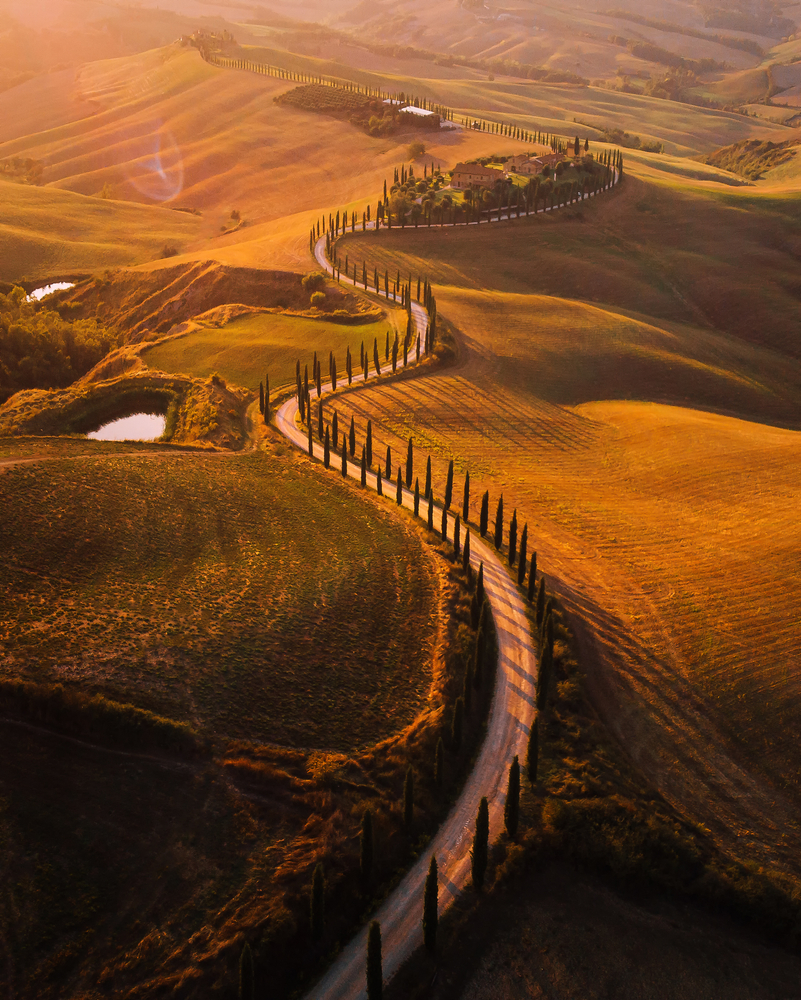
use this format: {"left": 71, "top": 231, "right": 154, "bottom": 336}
{"left": 451, "top": 162, "right": 503, "bottom": 189}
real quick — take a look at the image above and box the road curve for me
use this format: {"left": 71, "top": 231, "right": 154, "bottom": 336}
{"left": 274, "top": 238, "right": 538, "bottom": 999}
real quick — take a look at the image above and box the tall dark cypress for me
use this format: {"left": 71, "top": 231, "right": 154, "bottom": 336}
{"left": 324, "top": 426, "right": 330, "bottom": 468}
{"left": 361, "top": 447, "right": 367, "bottom": 487}
{"left": 537, "top": 639, "right": 552, "bottom": 711}
{"left": 349, "top": 416, "right": 356, "bottom": 457}
{"left": 476, "top": 562, "right": 485, "bottom": 609}
{"left": 316, "top": 360, "right": 322, "bottom": 397}
{"left": 405, "top": 437, "right": 413, "bottom": 488}
{"left": 463, "top": 471, "right": 470, "bottom": 522}
{"left": 366, "top": 420, "right": 373, "bottom": 467}
{"left": 346, "top": 346, "right": 352, "bottom": 385}
{"left": 535, "top": 577, "right": 545, "bottom": 628}
{"left": 414, "top": 477, "right": 420, "bottom": 517}
{"left": 374, "top": 338, "right": 381, "bottom": 376}
{"left": 440, "top": 504, "right": 447, "bottom": 541}
{"left": 385, "top": 445, "right": 392, "bottom": 481}
{"left": 318, "top": 399, "right": 324, "bottom": 441}
{"left": 480, "top": 491, "right": 489, "bottom": 537}
{"left": 424, "top": 456, "right": 432, "bottom": 499}
{"left": 239, "top": 943, "right": 255, "bottom": 1000}
{"left": 308, "top": 417, "right": 313, "bottom": 456}
{"left": 504, "top": 755, "right": 520, "bottom": 839}
{"left": 423, "top": 855, "right": 438, "bottom": 954}
{"left": 454, "top": 515, "right": 461, "bottom": 559}
{"left": 310, "top": 862, "right": 325, "bottom": 941}
{"left": 264, "top": 373, "right": 270, "bottom": 423}
{"left": 396, "top": 467, "right": 403, "bottom": 506}
{"left": 494, "top": 496, "right": 504, "bottom": 549}
{"left": 377, "top": 468, "right": 383, "bottom": 496}
{"left": 427, "top": 495, "right": 434, "bottom": 531}
{"left": 517, "top": 525, "right": 528, "bottom": 585}
{"left": 508, "top": 510, "right": 518, "bottom": 566}
{"left": 341, "top": 440, "right": 348, "bottom": 478}
{"left": 471, "top": 797, "right": 489, "bottom": 889}
{"left": 403, "top": 765, "right": 414, "bottom": 828}
{"left": 463, "top": 529, "right": 471, "bottom": 573}
{"left": 366, "top": 921, "right": 382, "bottom": 1000}
{"left": 332, "top": 410, "right": 339, "bottom": 450}
{"left": 444, "top": 460, "right": 454, "bottom": 509}
{"left": 360, "top": 809, "right": 374, "bottom": 883}
{"left": 451, "top": 696, "right": 464, "bottom": 751}
{"left": 526, "top": 716, "right": 538, "bottom": 784}
{"left": 259, "top": 381, "right": 264, "bottom": 414}
{"left": 527, "top": 551, "right": 537, "bottom": 602}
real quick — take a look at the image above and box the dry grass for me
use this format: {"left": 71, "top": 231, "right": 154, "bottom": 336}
{"left": 0, "top": 443, "right": 439, "bottom": 751}
{"left": 329, "top": 281, "right": 801, "bottom": 877}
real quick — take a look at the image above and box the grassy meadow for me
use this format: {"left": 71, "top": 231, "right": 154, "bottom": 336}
{"left": 0, "top": 443, "right": 439, "bottom": 751}
{"left": 143, "top": 309, "right": 403, "bottom": 391}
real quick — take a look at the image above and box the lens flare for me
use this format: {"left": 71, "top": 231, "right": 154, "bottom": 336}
{"left": 124, "top": 123, "right": 184, "bottom": 202}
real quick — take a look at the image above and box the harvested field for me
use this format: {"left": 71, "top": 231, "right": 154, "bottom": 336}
{"left": 0, "top": 443, "right": 439, "bottom": 751}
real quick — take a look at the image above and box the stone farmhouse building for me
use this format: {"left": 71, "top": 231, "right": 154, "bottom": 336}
{"left": 451, "top": 162, "right": 504, "bottom": 189}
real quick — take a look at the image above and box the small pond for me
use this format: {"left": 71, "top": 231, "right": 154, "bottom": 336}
{"left": 26, "top": 282, "right": 75, "bottom": 302}
{"left": 87, "top": 412, "right": 166, "bottom": 442}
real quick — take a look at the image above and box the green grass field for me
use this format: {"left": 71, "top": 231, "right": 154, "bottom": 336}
{"left": 0, "top": 444, "right": 438, "bottom": 751}
{"left": 143, "top": 310, "right": 403, "bottom": 391}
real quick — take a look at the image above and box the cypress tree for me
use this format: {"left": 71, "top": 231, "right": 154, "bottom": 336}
{"left": 463, "top": 658, "right": 473, "bottom": 713}
{"left": 424, "top": 456, "right": 432, "bottom": 499}
{"left": 377, "top": 468, "right": 383, "bottom": 496}
{"left": 509, "top": 509, "right": 518, "bottom": 566}
{"left": 537, "top": 640, "right": 552, "bottom": 711}
{"left": 451, "top": 696, "right": 464, "bottom": 751}
{"left": 403, "top": 765, "right": 414, "bottom": 828}
{"left": 366, "top": 420, "right": 373, "bottom": 466}
{"left": 316, "top": 360, "right": 322, "bottom": 397}
{"left": 310, "top": 862, "right": 325, "bottom": 941}
{"left": 396, "top": 466, "right": 403, "bottom": 505}
{"left": 332, "top": 409, "right": 339, "bottom": 450}
{"left": 504, "top": 755, "right": 520, "bottom": 839}
{"left": 517, "top": 524, "right": 528, "bottom": 585}
{"left": 462, "top": 471, "right": 470, "bottom": 522}
{"left": 471, "top": 797, "right": 489, "bottom": 889}
{"left": 308, "top": 417, "right": 313, "bottom": 456}
{"left": 360, "top": 341, "right": 364, "bottom": 368}
{"left": 440, "top": 504, "right": 447, "bottom": 541}
{"left": 494, "top": 496, "right": 504, "bottom": 549}
{"left": 239, "top": 943, "right": 255, "bottom": 1000}
{"left": 259, "top": 381, "right": 264, "bottom": 414}
{"left": 366, "top": 921, "right": 382, "bottom": 1000}
{"left": 304, "top": 363, "right": 309, "bottom": 401}
{"left": 423, "top": 855, "right": 438, "bottom": 954}
{"left": 360, "top": 809, "right": 374, "bottom": 883}
{"left": 385, "top": 329, "right": 390, "bottom": 361}
{"left": 427, "top": 494, "right": 434, "bottom": 531}
{"left": 318, "top": 399, "right": 324, "bottom": 441}
{"left": 463, "top": 529, "right": 471, "bottom": 573}
{"left": 374, "top": 338, "right": 381, "bottom": 375}
{"left": 526, "top": 716, "right": 538, "bottom": 785}
{"left": 385, "top": 445, "right": 391, "bottom": 480}
{"left": 341, "top": 440, "right": 348, "bottom": 478}
{"left": 480, "top": 491, "right": 489, "bottom": 537}
{"left": 527, "top": 551, "right": 537, "bottom": 603}
{"left": 349, "top": 416, "right": 356, "bottom": 457}
{"left": 324, "top": 427, "right": 330, "bottom": 468}
{"left": 361, "top": 446, "right": 367, "bottom": 487}
{"left": 414, "top": 477, "right": 420, "bottom": 517}
{"left": 454, "top": 515, "right": 461, "bottom": 559}
{"left": 535, "top": 578, "right": 545, "bottom": 627}
{"left": 476, "top": 562, "right": 485, "bottom": 609}
{"left": 444, "top": 459, "right": 454, "bottom": 509}
{"left": 264, "top": 373, "right": 270, "bottom": 422}
{"left": 405, "top": 437, "right": 413, "bottom": 487}
{"left": 434, "top": 735, "right": 444, "bottom": 789}
{"left": 347, "top": 346, "right": 352, "bottom": 385}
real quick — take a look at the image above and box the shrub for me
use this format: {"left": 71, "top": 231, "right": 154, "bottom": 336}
{"left": 302, "top": 272, "right": 327, "bottom": 292}
{"left": 310, "top": 291, "right": 326, "bottom": 308}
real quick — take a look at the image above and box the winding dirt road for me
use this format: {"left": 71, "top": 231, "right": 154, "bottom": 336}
{"left": 273, "top": 238, "right": 537, "bottom": 999}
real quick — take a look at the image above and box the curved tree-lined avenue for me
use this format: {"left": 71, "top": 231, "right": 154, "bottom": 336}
{"left": 272, "top": 231, "right": 538, "bottom": 999}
